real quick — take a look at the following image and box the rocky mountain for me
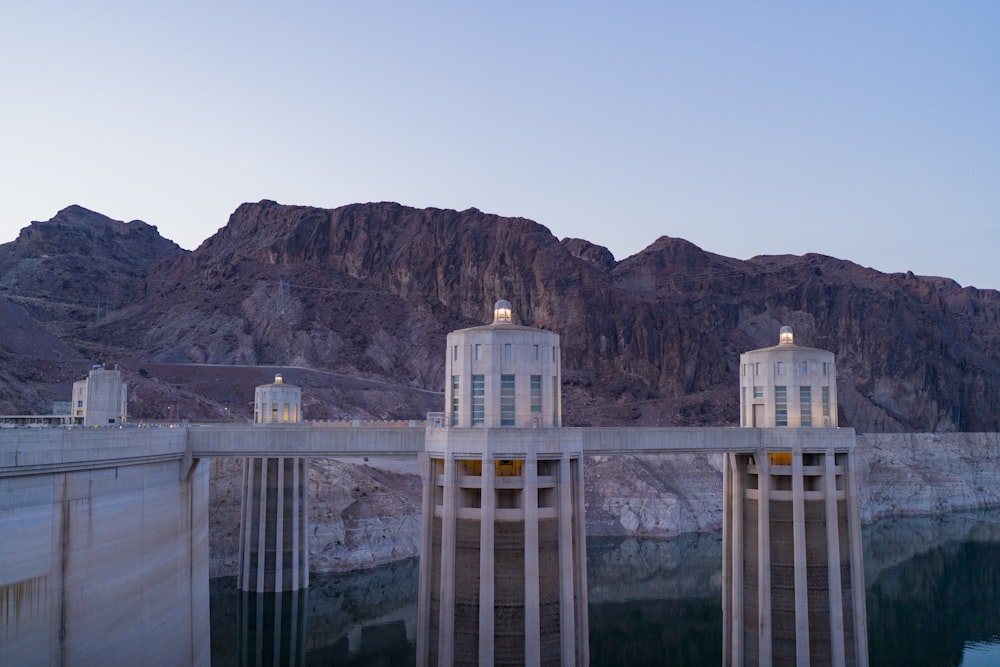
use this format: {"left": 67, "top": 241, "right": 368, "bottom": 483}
{"left": 2, "top": 200, "right": 999, "bottom": 433}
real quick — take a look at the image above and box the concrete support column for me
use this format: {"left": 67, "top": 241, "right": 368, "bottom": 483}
{"left": 791, "top": 450, "right": 810, "bottom": 667}
{"left": 479, "top": 454, "right": 496, "bottom": 665}
{"left": 757, "top": 451, "right": 773, "bottom": 665}
{"left": 238, "top": 457, "right": 309, "bottom": 593}
{"left": 824, "top": 450, "right": 846, "bottom": 667}
{"left": 845, "top": 452, "right": 870, "bottom": 667}
{"left": 523, "top": 454, "right": 541, "bottom": 667}
{"left": 557, "top": 455, "right": 577, "bottom": 667}
{"left": 415, "top": 455, "right": 434, "bottom": 667}
{"left": 572, "top": 456, "right": 589, "bottom": 667}
{"left": 437, "top": 455, "right": 457, "bottom": 666}
{"left": 724, "top": 453, "right": 745, "bottom": 666}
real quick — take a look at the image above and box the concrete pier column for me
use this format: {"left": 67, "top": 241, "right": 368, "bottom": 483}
{"left": 791, "top": 451, "right": 810, "bottom": 666}
{"left": 479, "top": 454, "right": 496, "bottom": 665}
{"left": 557, "top": 455, "right": 577, "bottom": 667}
{"left": 824, "top": 450, "right": 846, "bottom": 667}
{"left": 436, "top": 455, "right": 458, "bottom": 666}
{"left": 845, "top": 452, "right": 870, "bottom": 667}
{"left": 238, "top": 457, "right": 309, "bottom": 593}
{"left": 756, "top": 451, "right": 773, "bottom": 664}
{"left": 416, "top": 455, "right": 434, "bottom": 667}
{"left": 723, "top": 453, "right": 745, "bottom": 666}
{"left": 523, "top": 455, "right": 541, "bottom": 667}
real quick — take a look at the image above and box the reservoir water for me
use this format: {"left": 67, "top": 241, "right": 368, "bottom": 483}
{"left": 210, "top": 509, "right": 1000, "bottom": 666}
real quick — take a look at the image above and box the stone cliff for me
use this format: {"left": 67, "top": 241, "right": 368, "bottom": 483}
{"left": 2, "top": 200, "right": 999, "bottom": 433}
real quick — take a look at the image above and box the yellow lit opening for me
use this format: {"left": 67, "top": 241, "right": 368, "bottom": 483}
{"left": 769, "top": 452, "right": 792, "bottom": 466}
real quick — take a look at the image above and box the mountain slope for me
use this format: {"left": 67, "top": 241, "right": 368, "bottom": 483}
{"left": 2, "top": 200, "right": 999, "bottom": 432}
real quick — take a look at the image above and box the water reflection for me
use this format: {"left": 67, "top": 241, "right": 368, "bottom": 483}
{"left": 209, "top": 510, "right": 1000, "bottom": 666}
{"left": 864, "top": 512, "right": 1000, "bottom": 667}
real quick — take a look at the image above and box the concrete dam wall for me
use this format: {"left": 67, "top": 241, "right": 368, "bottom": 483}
{"left": 0, "top": 429, "right": 210, "bottom": 666}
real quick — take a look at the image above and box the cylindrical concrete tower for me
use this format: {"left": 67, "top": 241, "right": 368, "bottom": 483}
{"left": 239, "top": 375, "right": 309, "bottom": 593}
{"left": 723, "top": 327, "right": 868, "bottom": 666}
{"left": 739, "top": 326, "right": 838, "bottom": 429}
{"left": 418, "top": 300, "right": 588, "bottom": 667}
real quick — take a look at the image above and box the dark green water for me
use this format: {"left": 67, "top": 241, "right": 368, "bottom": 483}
{"left": 210, "top": 510, "right": 1000, "bottom": 666}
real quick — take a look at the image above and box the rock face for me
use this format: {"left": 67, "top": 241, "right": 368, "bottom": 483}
{"left": 3, "top": 200, "right": 1000, "bottom": 433}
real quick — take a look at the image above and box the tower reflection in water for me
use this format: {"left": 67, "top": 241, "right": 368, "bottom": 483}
{"left": 239, "top": 590, "right": 308, "bottom": 667}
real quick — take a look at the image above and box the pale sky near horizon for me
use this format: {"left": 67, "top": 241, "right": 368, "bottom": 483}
{"left": 2, "top": 2, "right": 998, "bottom": 289}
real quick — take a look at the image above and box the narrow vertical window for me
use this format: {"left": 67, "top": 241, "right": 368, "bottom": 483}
{"left": 504, "top": 343, "right": 512, "bottom": 360}
{"left": 472, "top": 375, "right": 485, "bottom": 425}
{"left": 453, "top": 345, "right": 458, "bottom": 361}
{"left": 534, "top": 344, "right": 539, "bottom": 360}
{"left": 530, "top": 375, "right": 542, "bottom": 413}
{"left": 501, "top": 375, "right": 515, "bottom": 426}
{"left": 801, "top": 361, "right": 808, "bottom": 375}
{"left": 474, "top": 344, "right": 482, "bottom": 360}
{"left": 823, "top": 362, "right": 828, "bottom": 376}
{"left": 755, "top": 362, "right": 760, "bottom": 375}
{"left": 822, "top": 386, "right": 830, "bottom": 418}
{"left": 451, "top": 375, "right": 460, "bottom": 426}
{"left": 552, "top": 376, "right": 559, "bottom": 426}
{"left": 776, "top": 361, "right": 784, "bottom": 375}
{"left": 775, "top": 386, "right": 787, "bottom": 426}
{"left": 741, "top": 387, "right": 746, "bottom": 426}
{"left": 800, "top": 386, "right": 812, "bottom": 427}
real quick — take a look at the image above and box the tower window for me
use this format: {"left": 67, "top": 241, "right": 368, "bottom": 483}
{"left": 775, "top": 386, "right": 787, "bottom": 426}
{"left": 534, "top": 345, "right": 539, "bottom": 360}
{"left": 474, "top": 344, "right": 482, "bottom": 360}
{"left": 753, "top": 386, "right": 763, "bottom": 399}
{"left": 504, "top": 343, "right": 512, "bottom": 360}
{"left": 776, "top": 361, "right": 784, "bottom": 375}
{"left": 451, "top": 376, "right": 459, "bottom": 426}
{"left": 530, "top": 375, "right": 542, "bottom": 413}
{"left": 800, "top": 386, "right": 812, "bottom": 427}
{"left": 472, "top": 375, "right": 485, "bottom": 425}
{"left": 822, "top": 386, "right": 830, "bottom": 418}
{"left": 801, "top": 361, "right": 808, "bottom": 375}
{"left": 453, "top": 345, "right": 458, "bottom": 361}
{"left": 501, "top": 375, "right": 515, "bottom": 426}
{"left": 552, "top": 376, "right": 559, "bottom": 426}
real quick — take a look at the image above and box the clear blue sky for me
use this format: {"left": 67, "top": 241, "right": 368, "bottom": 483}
{"left": 2, "top": 2, "right": 998, "bottom": 289}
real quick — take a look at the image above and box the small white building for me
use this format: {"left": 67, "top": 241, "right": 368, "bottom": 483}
{"left": 72, "top": 365, "right": 127, "bottom": 426}
{"left": 724, "top": 326, "right": 867, "bottom": 666}
{"left": 253, "top": 374, "right": 301, "bottom": 424}
{"left": 239, "top": 374, "right": 308, "bottom": 595}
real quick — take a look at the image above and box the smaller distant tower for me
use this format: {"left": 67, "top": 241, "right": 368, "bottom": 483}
{"left": 724, "top": 327, "right": 868, "bottom": 666}
{"left": 71, "top": 364, "right": 127, "bottom": 426}
{"left": 239, "top": 374, "right": 309, "bottom": 593}
{"left": 254, "top": 374, "right": 301, "bottom": 424}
